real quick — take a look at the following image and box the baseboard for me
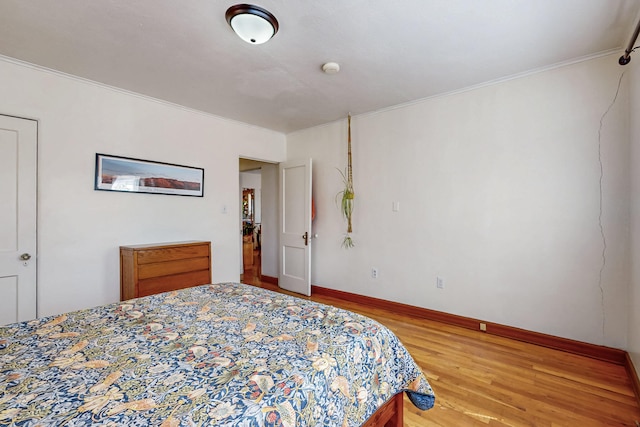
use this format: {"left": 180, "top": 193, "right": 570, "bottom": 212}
{"left": 311, "top": 285, "right": 627, "bottom": 365}
{"left": 625, "top": 353, "right": 640, "bottom": 407}
{"left": 255, "top": 276, "right": 627, "bottom": 365}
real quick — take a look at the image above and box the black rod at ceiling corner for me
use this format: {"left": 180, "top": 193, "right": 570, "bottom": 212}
{"left": 619, "top": 17, "right": 640, "bottom": 65}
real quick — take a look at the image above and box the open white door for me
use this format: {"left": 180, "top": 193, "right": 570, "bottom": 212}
{"left": 0, "top": 115, "right": 37, "bottom": 325}
{"left": 279, "top": 158, "right": 312, "bottom": 296}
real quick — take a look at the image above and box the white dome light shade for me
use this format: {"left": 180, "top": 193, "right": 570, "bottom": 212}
{"left": 226, "top": 4, "right": 279, "bottom": 45}
{"left": 229, "top": 13, "right": 273, "bottom": 44}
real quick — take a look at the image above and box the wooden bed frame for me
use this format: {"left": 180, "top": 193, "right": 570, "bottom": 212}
{"left": 362, "top": 393, "right": 404, "bottom": 427}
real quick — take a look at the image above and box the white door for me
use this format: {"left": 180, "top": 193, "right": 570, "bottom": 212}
{"left": 279, "top": 158, "right": 312, "bottom": 296}
{"left": 0, "top": 115, "right": 37, "bottom": 325}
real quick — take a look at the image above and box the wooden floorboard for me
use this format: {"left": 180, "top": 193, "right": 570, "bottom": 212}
{"left": 240, "top": 271, "right": 640, "bottom": 426}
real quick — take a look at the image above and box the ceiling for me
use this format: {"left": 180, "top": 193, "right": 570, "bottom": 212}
{"left": 1, "top": 1, "right": 639, "bottom": 133}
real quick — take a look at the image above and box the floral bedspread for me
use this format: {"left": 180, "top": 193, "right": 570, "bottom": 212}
{"left": 0, "top": 282, "right": 435, "bottom": 426}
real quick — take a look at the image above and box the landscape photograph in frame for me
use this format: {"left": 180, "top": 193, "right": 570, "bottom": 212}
{"left": 95, "top": 153, "right": 204, "bottom": 197}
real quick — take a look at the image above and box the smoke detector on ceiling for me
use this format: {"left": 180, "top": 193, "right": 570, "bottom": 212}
{"left": 322, "top": 62, "right": 340, "bottom": 74}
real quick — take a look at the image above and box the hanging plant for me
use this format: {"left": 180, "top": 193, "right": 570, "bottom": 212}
{"left": 336, "top": 114, "right": 354, "bottom": 248}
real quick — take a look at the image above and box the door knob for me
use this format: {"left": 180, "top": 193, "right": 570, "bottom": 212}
{"left": 20, "top": 253, "right": 31, "bottom": 261}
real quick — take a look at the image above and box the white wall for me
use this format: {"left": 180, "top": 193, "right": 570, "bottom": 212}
{"left": 629, "top": 58, "right": 640, "bottom": 372}
{"left": 288, "top": 54, "right": 630, "bottom": 348}
{"left": 0, "top": 57, "right": 286, "bottom": 318}
{"left": 2, "top": 52, "right": 632, "bottom": 349}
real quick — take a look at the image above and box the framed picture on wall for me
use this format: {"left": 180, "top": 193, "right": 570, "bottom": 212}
{"left": 95, "top": 153, "right": 204, "bottom": 197}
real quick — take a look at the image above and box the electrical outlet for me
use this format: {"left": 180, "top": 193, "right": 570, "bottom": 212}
{"left": 436, "top": 277, "right": 444, "bottom": 289}
{"left": 371, "top": 268, "right": 378, "bottom": 279}
{"left": 480, "top": 322, "right": 487, "bottom": 332}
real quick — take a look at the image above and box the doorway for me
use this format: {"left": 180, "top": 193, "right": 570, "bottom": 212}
{"left": 238, "top": 157, "right": 313, "bottom": 296}
{"left": 239, "top": 158, "right": 277, "bottom": 285}
{"left": 241, "top": 185, "right": 260, "bottom": 283}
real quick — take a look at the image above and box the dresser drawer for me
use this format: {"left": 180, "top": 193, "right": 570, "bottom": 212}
{"left": 138, "top": 256, "right": 210, "bottom": 279}
{"left": 138, "top": 270, "right": 211, "bottom": 297}
{"left": 137, "top": 244, "right": 210, "bottom": 264}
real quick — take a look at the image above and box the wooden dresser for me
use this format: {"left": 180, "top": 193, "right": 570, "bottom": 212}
{"left": 120, "top": 241, "right": 211, "bottom": 300}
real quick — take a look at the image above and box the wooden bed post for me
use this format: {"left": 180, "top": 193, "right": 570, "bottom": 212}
{"left": 362, "top": 393, "right": 404, "bottom": 427}
{"left": 386, "top": 393, "right": 404, "bottom": 427}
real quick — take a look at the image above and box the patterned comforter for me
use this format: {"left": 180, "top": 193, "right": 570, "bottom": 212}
{"left": 0, "top": 282, "right": 435, "bottom": 426}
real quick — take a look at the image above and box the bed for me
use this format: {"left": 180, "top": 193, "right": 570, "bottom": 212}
{"left": 0, "top": 282, "right": 435, "bottom": 426}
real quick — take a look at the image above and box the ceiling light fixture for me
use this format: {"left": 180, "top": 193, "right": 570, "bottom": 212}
{"left": 225, "top": 4, "right": 279, "bottom": 45}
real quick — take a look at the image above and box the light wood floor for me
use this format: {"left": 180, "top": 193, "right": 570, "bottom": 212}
{"left": 241, "top": 269, "right": 640, "bottom": 426}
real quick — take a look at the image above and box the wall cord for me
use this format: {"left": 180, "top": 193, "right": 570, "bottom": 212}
{"left": 597, "top": 71, "right": 625, "bottom": 339}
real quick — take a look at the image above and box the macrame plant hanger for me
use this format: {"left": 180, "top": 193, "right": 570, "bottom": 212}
{"left": 339, "top": 114, "right": 355, "bottom": 248}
